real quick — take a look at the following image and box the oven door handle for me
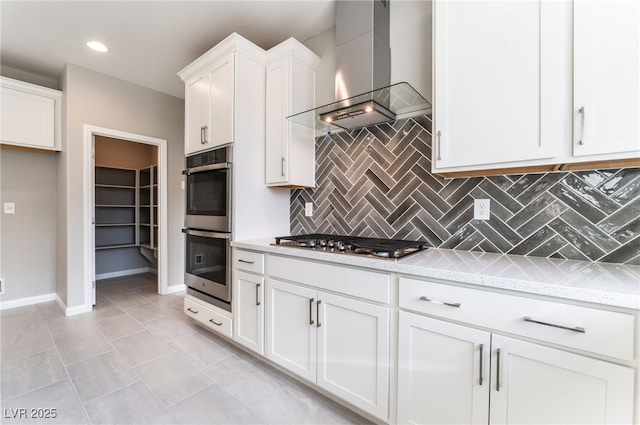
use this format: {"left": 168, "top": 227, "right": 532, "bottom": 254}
{"left": 182, "top": 162, "right": 231, "bottom": 175}
{"left": 182, "top": 228, "right": 231, "bottom": 239}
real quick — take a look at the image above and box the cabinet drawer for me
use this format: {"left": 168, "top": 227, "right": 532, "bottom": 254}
{"left": 399, "top": 277, "right": 635, "bottom": 361}
{"left": 234, "top": 249, "right": 264, "bottom": 274}
{"left": 268, "top": 255, "right": 390, "bottom": 304}
{"left": 184, "top": 297, "right": 233, "bottom": 338}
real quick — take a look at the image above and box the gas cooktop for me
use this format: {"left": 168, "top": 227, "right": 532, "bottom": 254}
{"left": 273, "top": 234, "right": 428, "bottom": 260}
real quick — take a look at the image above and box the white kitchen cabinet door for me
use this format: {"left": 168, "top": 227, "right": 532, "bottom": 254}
{"left": 432, "top": 0, "right": 564, "bottom": 172}
{"left": 572, "top": 0, "right": 640, "bottom": 158}
{"left": 208, "top": 52, "right": 234, "bottom": 149}
{"left": 397, "top": 312, "right": 490, "bottom": 425}
{"left": 265, "top": 279, "right": 317, "bottom": 382}
{"left": 316, "top": 291, "right": 390, "bottom": 421}
{"left": 265, "top": 55, "right": 289, "bottom": 185}
{"left": 489, "top": 335, "right": 634, "bottom": 425}
{"left": 0, "top": 77, "right": 62, "bottom": 151}
{"left": 233, "top": 271, "right": 264, "bottom": 355}
{"left": 184, "top": 74, "right": 209, "bottom": 155}
{"left": 266, "top": 40, "right": 319, "bottom": 187}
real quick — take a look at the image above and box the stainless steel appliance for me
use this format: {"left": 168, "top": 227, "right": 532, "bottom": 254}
{"left": 183, "top": 146, "right": 233, "bottom": 312}
{"left": 274, "top": 234, "right": 428, "bottom": 260}
{"left": 183, "top": 228, "right": 231, "bottom": 311}
{"left": 183, "top": 147, "right": 232, "bottom": 232}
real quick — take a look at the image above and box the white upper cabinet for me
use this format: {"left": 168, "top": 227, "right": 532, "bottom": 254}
{"left": 0, "top": 77, "right": 62, "bottom": 151}
{"left": 182, "top": 52, "right": 234, "bottom": 155}
{"left": 432, "top": 0, "right": 639, "bottom": 175}
{"left": 432, "top": 0, "right": 565, "bottom": 173}
{"left": 208, "top": 53, "right": 234, "bottom": 150}
{"left": 571, "top": 0, "right": 640, "bottom": 160}
{"left": 184, "top": 74, "right": 209, "bottom": 155}
{"left": 266, "top": 38, "right": 320, "bottom": 187}
{"left": 179, "top": 34, "right": 264, "bottom": 156}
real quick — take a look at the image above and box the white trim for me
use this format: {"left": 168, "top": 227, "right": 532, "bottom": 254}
{"left": 55, "top": 294, "right": 66, "bottom": 313}
{"left": 95, "top": 267, "right": 151, "bottom": 281}
{"left": 0, "top": 293, "right": 56, "bottom": 311}
{"left": 83, "top": 125, "right": 169, "bottom": 308}
{"left": 65, "top": 303, "right": 93, "bottom": 316}
{"left": 165, "top": 284, "right": 187, "bottom": 294}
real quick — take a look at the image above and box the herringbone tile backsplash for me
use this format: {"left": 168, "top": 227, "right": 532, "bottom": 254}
{"left": 290, "top": 115, "right": 640, "bottom": 265}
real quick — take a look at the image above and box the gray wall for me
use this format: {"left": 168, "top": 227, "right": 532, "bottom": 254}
{"left": 0, "top": 148, "right": 57, "bottom": 301}
{"left": 59, "top": 64, "right": 185, "bottom": 309}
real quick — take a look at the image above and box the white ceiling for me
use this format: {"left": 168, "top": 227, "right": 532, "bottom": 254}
{"left": 0, "top": 0, "right": 336, "bottom": 99}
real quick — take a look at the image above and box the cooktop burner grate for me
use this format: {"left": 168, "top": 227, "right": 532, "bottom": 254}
{"left": 273, "top": 234, "right": 428, "bottom": 260}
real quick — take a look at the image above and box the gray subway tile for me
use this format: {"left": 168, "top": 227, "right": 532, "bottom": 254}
{"left": 548, "top": 218, "right": 606, "bottom": 261}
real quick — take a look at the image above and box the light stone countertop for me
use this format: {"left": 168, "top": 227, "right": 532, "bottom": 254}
{"left": 232, "top": 238, "right": 640, "bottom": 310}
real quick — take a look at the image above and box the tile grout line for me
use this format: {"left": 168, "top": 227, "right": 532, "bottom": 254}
{"left": 41, "top": 311, "right": 95, "bottom": 425}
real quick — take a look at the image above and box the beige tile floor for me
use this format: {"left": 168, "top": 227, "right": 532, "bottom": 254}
{"left": 0, "top": 274, "right": 371, "bottom": 425}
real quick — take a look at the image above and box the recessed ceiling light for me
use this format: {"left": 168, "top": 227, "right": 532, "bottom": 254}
{"left": 86, "top": 41, "right": 109, "bottom": 53}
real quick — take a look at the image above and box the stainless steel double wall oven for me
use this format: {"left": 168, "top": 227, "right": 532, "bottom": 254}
{"left": 183, "top": 146, "right": 232, "bottom": 311}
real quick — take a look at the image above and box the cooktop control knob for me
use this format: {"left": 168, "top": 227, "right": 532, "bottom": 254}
{"left": 337, "top": 242, "right": 346, "bottom": 252}
{"left": 309, "top": 240, "right": 316, "bottom": 248}
{"left": 319, "top": 240, "right": 327, "bottom": 248}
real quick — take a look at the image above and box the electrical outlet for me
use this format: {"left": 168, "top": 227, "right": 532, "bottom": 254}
{"left": 474, "top": 199, "right": 491, "bottom": 220}
{"left": 305, "top": 202, "right": 313, "bottom": 217}
{"left": 4, "top": 202, "right": 15, "bottom": 214}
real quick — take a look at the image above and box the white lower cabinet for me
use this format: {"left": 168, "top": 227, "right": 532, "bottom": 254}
{"left": 233, "top": 271, "right": 264, "bottom": 354}
{"left": 398, "top": 312, "right": 490, "bottom": 425}
{"left": 398, "top": 278, "right": 635, "bottom": 425}
{"left": 490, "top": 335, "right": 634, "bottom": 425}
{"left": 184, "top": 296, "right": 233, "bottom": 338}
{"left": 266, "top": 278, "right": 390, "bottom": 421}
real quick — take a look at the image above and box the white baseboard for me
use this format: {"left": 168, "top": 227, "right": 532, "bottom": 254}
{"left": 0, "top": 293, "right": 56, "bottom": 311}
{"left": 163, "top": 284, "right": 186, "bottom": 295}
{"left": 55, "top": 294, "right": 92, "bottom": 316}
{"left": 96, "top": 267, "right": 150, "bottom": 281}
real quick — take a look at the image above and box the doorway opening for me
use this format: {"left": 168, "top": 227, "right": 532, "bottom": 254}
{"left": 83, "top": 125, "right": 168, "bottom": 310}
{"left": 94, "top": 136, "right": 158, "bottom": 302}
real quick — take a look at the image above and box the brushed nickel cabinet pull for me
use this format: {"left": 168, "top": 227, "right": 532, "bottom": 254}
{"left": 316, "top": 299, "right": 322, "bottom": 328}
{"left": 281, "top": 157, "right": 285, "bottom": 177}
{"left": 419, "top": 296, "right": 461, "bottom": 308}
{"left": 256, "top": 283, "right": 261, "bottom": 306}
{"left": 578, "top": 106, "right": 585, "bottom": 145}
{"left": 436, "top": 130, "right": 443, "bottom": 160}
{"left": 238, "top": 259, "right": 255, "bottom": 264}
{"left": 479, "top": 344, "right": 484, "bottom": 386}
{"left": 187, "top": 307, "right": 198, "bottom": 314}
{"left": 496, "top": 348, "right": 501, "bottom": 392}
{"left": 201, "top": 125, "right": 208, "bottom": 144}
{"left": 309, "top": 298, "right": 315, "bottom": 325}
{"left": 209, "top": 319, "right": 222, "bottom": 326}
{"left": 523, "top": 316, "right": 586, "bottom": 333}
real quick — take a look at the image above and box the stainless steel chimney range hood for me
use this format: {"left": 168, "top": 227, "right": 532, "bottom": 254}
{"left": 287, "top": 0, "right": 431, "bottom": 134}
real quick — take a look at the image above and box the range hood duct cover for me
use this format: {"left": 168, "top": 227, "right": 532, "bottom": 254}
{"left": 287, "top": 0, "right": 431, "bottom": 133}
